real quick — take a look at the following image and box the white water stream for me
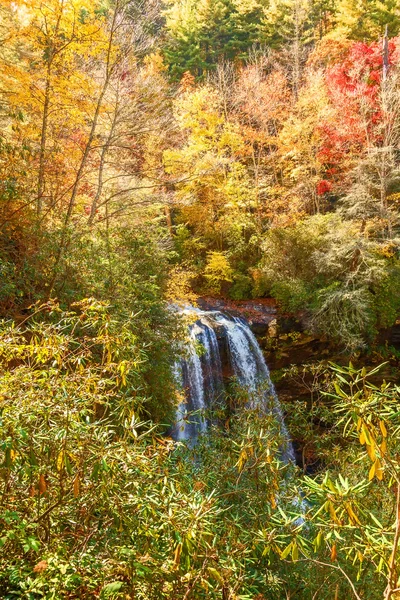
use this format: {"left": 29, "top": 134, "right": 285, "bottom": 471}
{"left": 173, "top": 310, "right": 295, "bottom": 462}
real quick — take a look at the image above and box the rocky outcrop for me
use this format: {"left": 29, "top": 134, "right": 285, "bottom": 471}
{"left": 197, "top": 296, "right": 306, "bottom": 338}
{"left": 197, "top": 296, "right": 326, "bottom": 369}
{"left": 197, "top": 296, "right": 277, "bottom": 332}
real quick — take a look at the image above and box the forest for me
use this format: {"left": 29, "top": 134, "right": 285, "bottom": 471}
{"left": 1, "top": 0, "right": 400, "bottom": 597}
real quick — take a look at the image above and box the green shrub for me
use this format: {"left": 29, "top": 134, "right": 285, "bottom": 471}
{"left": 372, "top": 265, "right": 400, "bottom": 329}
{"left": 0, "top": 301, "right": 213, "bottom": 599}
{"left": 270, "top": 279, "right": 312, "bottom": 312}
{"left": 1, "top": 315, "right": 395, "bottom": 599}
{"left": 229, "top": 273, "right": 253, "bottom": 300}
{"left": 260, "top": 214, "right": 400, "bottom": 349}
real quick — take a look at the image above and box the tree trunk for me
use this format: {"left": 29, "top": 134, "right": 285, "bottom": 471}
{"left": 37, "top": 61, "right": 52, "bottom": 218}
{"left": 88, "top": 94, "right": 119, "bottom": 226}
{"left": 46, "top": 2, "right": 121, "bottom": 296}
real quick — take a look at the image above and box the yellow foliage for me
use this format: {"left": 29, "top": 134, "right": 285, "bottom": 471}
{"left": 204, "top": 252, "right": 233, "bottom": 293}
{"left": 166, "top": 266, "right": 199, "bottom": 305}
{"left": 0, "top": 0, "right": 120, "bottom": 221}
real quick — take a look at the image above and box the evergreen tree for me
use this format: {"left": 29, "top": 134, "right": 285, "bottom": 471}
{"left": 163, "top": 0, "right": 269, "bottom": 79}
{"left": 334, "top": 0, "right": 400, "bottom": 39}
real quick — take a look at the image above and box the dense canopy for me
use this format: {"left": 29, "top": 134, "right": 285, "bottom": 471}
{"left": 1, "top": 0, "right": 400, "bottom": 598}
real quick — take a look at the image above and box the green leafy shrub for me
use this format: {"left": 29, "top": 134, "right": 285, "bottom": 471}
{"left": 173, "top": 223, "right": 207, "bottom": 267}
{"left": 270, "top": 278, "right": 311, "bottom": 312}
{"left": 260, "top": 214, "right": 400, "bottom": 350}
{"left": 310, "top": 283, "right": 373, "bottom": 349}
{"left": 2, "top": 320, "right": 397, "bottom": 599}
{"left": 229, "top": 272, "right": 252, "bottom": 300}
{"left": 0, "top": 301, "right": 216, "bottom": 599}
{"left": 372, "top": 265, "right": 400, "bottom": 329}
{"left": 0, "top": 303, "right": 301, "bottom": 599}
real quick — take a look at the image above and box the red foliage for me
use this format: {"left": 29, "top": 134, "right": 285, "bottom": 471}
{"left": 317, "top": 38, "right": 400, "bottom": 175}
{"left": 84, "top": 205, "right": 99, "bottom": 215}
{"left": 316, "top": 180, "right": 332, "bottom": 195}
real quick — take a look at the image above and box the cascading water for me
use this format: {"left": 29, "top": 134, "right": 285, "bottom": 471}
{"left": 215, "top": 314, "right": 295, "bottom": 462}
{"left": 173, "top": 309, "right": 295, "bottom": 462}
{"left": 201, "top": 319, "right": 223, "bottom": 407}
{"left": 172, "top": 317, "right": 223, "bottom": 443}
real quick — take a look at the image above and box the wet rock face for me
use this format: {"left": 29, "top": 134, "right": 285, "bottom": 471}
{"left": 197, "top": 296, "right": 306, "bottom": 339}
{"left": 388, "top": 323, "right": 400, "bottom": 347}
{"left": 195, "top": 298, "right": 279, "bottom": 379}
{"left": 197, "top": 297, "right": 315, "bottom": 368}
{"left": 197, "top": 296, "right": 278, "bottom": 337}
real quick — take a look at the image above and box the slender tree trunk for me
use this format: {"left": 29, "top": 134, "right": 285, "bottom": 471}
{"left": 105, "top": 197, "right": 115, "bottom": 299}
{"left": 88, "top": 95, "right": 120, "bottom": 225}
{"left": 37, "top": 61, "right": 52, "bottom": 218}
{"left": 383, "top": 25, "right": 389, "bottom": 82}
{"left": 47, "top": 78, "right": 110, "bottom": 296}
{"left": 291, "top": 0, "right": 303, "bottom": 100}
{"left": 381, "top": 25, "right": 389, "bottom": 215}
{"left": 164, "top": 204, "right": 173, "bottom": 236}
{"left": 378, "top": 33, "right": 394, "bottom": 238}
{"left": 36, "top": 0, "right": 65, "bottom": 219}
{"left": 47, "top": 3, "right": 121, "bottom": 296}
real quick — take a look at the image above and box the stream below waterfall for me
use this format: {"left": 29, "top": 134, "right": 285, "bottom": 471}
{"left": 172, "top": 310, "right": 295, "bottom": 463}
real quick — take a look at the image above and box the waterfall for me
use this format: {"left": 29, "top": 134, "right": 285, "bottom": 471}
{"left": 173, "top": 310, "right": 294, "bottom": 462}
{"left": 173, "top": 318, "right": 223, "bottom": 443}
{"left": 215, "top": 314, "right": 295, "bottom": 462}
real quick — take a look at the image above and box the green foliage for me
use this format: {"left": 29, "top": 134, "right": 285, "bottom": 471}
{"left": 66, "top": 226, "right": 180, "bottom": 420}
{"left": 0, "top": 306, "right": 303, "bottom": 599}
{"left": 2, "top": 319, "right": 400, "bottom": 600}
{"left": 0, "top": 302, "right": 212, "bottom": 599}
{"left": 311, "top": 283, "right": 374, "bottom": 350}
{"left": 334, "top": 0, "right": 400, "bottom": 38}
{"left": 270, "top": 278, "right": 311, "bottom": 312}
{"left": 373, "top": 265, "right": 400, "bottom": 329}
{"left": 0, "top": 222, "right": 50, "bottom": 311}
{"left": 300, "top": 363, "right": 400, "bottom": 597}
{"left": 265, "top": 362, "right": 400, "bottom": 598}
{"left": 229, "top": 272, "right": 253, "bottom": 300}
{"left": 3, "top": 0, "right": 400, "bottom": 596}
{"left": 163, "top": 0, "right": 269, "bottom": 79}
{"left": 0, "top": 219, "right": 181, "bottom": 420}
{"left": 260, "top": 214, "right": 400, "bottom": 350}
{"left": 175, "top": 400, "right": 301, "bottom": 599}
{"left": 173, "top": 223, "right": 207, "bottom": 268}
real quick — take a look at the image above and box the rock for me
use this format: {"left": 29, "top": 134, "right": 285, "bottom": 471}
{"left": 268, "top": 319, "right": 278, "bottom": 338}
{"left": 197, "top": 296, "right": 277, "bottom": 336}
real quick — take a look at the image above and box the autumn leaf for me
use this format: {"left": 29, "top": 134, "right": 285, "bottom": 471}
{"left": 33, "top": 560, "right": 48, "bottom": 573}
{"left": 38, "top": 474, "right": 47, "bottom": 495}
{"left": 330, "top": 543, "right": 337, "bottom": 562}
{"left": 173, "top": 542, "right": 182, "bottom": 570}
{"left": 73, "top": 475, "right": 80, "bottom": 497}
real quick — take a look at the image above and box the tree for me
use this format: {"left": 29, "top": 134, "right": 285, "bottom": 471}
{"left": 334, "top": 0, "right": 400, "bottom": 39}
{"left": 317, "top": 39, "right": 400, "bottom": 186}
{"left": 279, "top": 68, "right": 330, "bottom": 214}
{"left": 1, "top": 0, "right": 111, "bottom": 219}
{"left": 163, "top": 0, "right": 269, "bottom": 79}
{"left": 233, "top": 56, "right": 294, "bottom": 223}
{"left": 0, "top": 0, "right": 176, "bottom": 305}
{"left": 164, "top": 83, "right": 251, "bottom": 242}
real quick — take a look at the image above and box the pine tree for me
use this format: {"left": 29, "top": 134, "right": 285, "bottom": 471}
{"left": 334, "top": 0, "right": 400, "bottom": 39}
{"left": 163, "top": 0, "right": 269, "bottom": 79}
